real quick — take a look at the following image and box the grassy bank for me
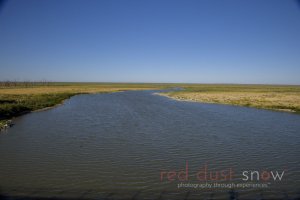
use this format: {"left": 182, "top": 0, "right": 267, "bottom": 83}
{"left": 161, "top": 84, "right": 300, "bottom": 113}
{"left": 2, "top": 83, "right": 300, "bottom": 130}
{"left": 0, "top": 83, "right": 169, "bottom": 130}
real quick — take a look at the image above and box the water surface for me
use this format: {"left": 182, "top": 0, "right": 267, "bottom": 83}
{"left": 0, "top": 90, "right": 299, "bottom": 199}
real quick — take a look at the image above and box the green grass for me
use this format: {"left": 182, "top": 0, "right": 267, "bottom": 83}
{"left": 0, "top": 92, "right": 82, "bottom": 130}
{"left": 0, "top": 82, "right": 171, "bottom": 130}
{"left": 0, "top": 93, "right": 74, "bottom": 119}
{"left": 1, "top": 83, "right": 300, "bottom": 130}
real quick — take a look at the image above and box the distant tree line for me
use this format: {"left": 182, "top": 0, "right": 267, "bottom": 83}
{"left": 0, "top": 80, "right": 52, "bottom": 87}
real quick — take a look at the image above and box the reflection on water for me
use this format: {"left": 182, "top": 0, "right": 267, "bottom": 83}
{"left": 0, "top": 90, "right": 299, "bottom": 199}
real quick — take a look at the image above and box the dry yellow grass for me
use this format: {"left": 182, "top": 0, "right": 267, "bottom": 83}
{"left": 0, "top": 86, "right": 156, "bottom": 95}
{"left": 2, "top": 83, "right": 300, "bottom": 130}
{"left": 0, "top": 83, "right": 167, "bottom": 130}
{"left": 162, "top": 85, "right": 300, "bottom": 113}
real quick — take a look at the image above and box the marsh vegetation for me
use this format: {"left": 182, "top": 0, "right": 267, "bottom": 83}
{"left": 1, "top": 82, "right": 300, "bottom": 130}
{"left": 0, "top": 82, "right": 169, "bottom": 129}
{"left": 162, "top": 84, "right": 300, "bottom": 113}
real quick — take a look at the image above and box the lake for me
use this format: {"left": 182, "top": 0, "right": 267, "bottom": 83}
{"left": 0, "top": 90, "right": 299, "bottom": 199}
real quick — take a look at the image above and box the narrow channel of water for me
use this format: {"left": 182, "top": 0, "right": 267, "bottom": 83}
{"left": 0, "top": 90, "right": 299, "bottom": 199}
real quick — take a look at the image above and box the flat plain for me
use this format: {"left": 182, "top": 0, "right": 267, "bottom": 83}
{"left": 162, "top": 84, "right": 300, "bottom": 113}
{"left": 1, "top": 83, "right": 300, "bottom": 130}
{"left": 0, "top": 82, "right": 170, "bottom": 129}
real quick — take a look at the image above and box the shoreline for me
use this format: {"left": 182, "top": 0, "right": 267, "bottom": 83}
{"left": 2, "top": 84, "right": 300, "bottom": 130}
{"left": 157, "top": 92, "right": 297, "bottom": 114}
{"left": 0, "top": 88, "right": 162, "bottom": 131}
{"left": 0, "top": 92, "right": 107, "bottom": 131}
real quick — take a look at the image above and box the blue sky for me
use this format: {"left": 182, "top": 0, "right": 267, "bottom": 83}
{"left": 0, "top": 0, "right": 300, "bottom": 84}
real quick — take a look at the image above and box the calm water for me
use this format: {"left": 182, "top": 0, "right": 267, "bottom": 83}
{"left": 0, "top": 90, "right": 299, "bottom": 199}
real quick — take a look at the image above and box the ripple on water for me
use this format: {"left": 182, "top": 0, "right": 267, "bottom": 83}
{"left": 0, "top": 91, "right": 300, "bottom": 199}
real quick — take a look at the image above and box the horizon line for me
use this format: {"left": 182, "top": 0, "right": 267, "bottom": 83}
{"left": 0, "top": 80, "right": 300, "bottom": 86}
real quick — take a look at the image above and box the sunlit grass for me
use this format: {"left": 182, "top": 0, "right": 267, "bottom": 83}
{"left": 2, "top": 83, "right": 300, "bottom": 130}
{"left": 0, "top": 83, "right": 169, "bottom": 129}
{"left": 162, "top": 84, "right": 300, "bottom": 113}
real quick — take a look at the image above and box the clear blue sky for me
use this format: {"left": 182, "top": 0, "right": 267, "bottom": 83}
{"left": 0, "top": 0, "right": 300, "bottom": 84}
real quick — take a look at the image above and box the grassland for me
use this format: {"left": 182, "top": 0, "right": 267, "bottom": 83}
{"left": 161, "top": 84, "right": 300, "bottom": 113}
{"left": 0, "top": 82, "right": 170, "bottom": 130}
{"left": 1, "top": 83, "right": 300, "bottom": 130}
